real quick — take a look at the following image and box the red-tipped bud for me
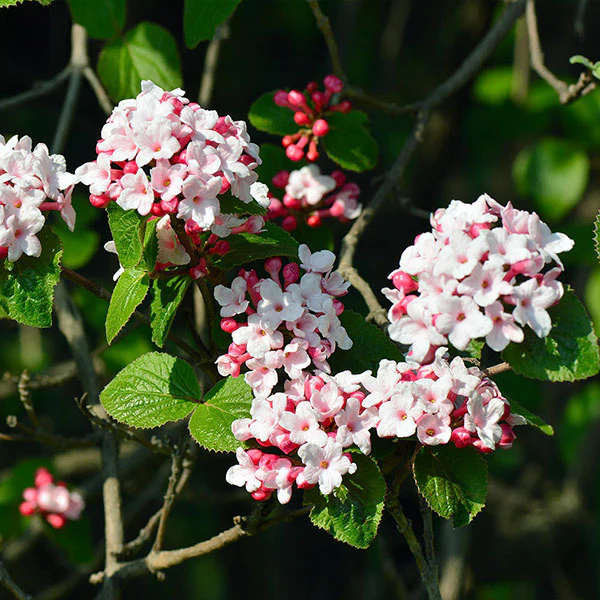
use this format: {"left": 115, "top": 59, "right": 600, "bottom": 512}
{"left": 282, "top": 135, "right": 294, "bottom": 148}
{"left": 213, "top": 116, "right": 230, "bottom": 134}
{"left": 312, "top": 118, "right": 329, "bottom": 137}
{"left": 264, "top": 257, "right": 282, "bottom": 281}
{"left": 150, "top": 203, "right": 165, "bottom": 217}
{"left": 89, "top": 194, "right": 111, "bottom": 208}
{"left": 306, "top": 81, "right": 318, "bottom": 94}
{"left": 283, "top": 193, "right": 301, "bottom": 209}
{"left": 332, "top": 100, "right": 352, "bottom": 113}
{"left": 391, "top": 270, "right": 418, "bottom": 293}
{"left": 283, "top": 262, "right": 300, "bottom": 285}
{"left": 331, "top": 170, "right": 346, "bottom": 187}
{"left": 287, "top": 90, "right": 306, "bottom": 107}
{"left": 311, "top": 91, "right": 326, "bottom": 111}
{"left": 324, "top": 74, "right": 344, "bottom": 93}
{"left": 286, "top": 145, "right": 304, "bottom": 161}
{"left": 214, "top": 240, "right": 230, "bottom": 255}
{"left": 19, "top": 502, "right": 36, "bottom": 516}
{"left": 294, "top": 111, "right": 311, "bottom": 126}
{"left": 306, "top": 140, "right": 319, "bottom": 162}
{"left": 219, "top": 177, "right": 230, "bottom": 194}
{"left": 274, "top": 90, "right": 290, "bottom": 106}
{"left": 35, "top": 468, "right": 53, "bottom": 488}
{"left": 46, "top": 514, "right": 67, "bottom": 529}
{"left": 123, "top": 161, "right": 139, "bottom": 175}
{"left": 160, "top": 197, "right": 179, "bottom": 214}
{"left": 282, "top": 215, "right": 298, "bottom": 231}
{"left": 306, "top": 214, "right": 321, "bottom": 228}
{"left": 272, "top": 170, "right": 290, "bottom": 188}
{"left": 220, "top": 318, "right": 240, "bottom": 333}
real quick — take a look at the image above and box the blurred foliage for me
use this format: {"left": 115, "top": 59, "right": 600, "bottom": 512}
{"left": 0, "top": 0, "right": 599, "bottom": 598}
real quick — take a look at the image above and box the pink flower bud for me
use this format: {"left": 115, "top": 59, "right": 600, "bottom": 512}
{"left": 305, "top": 81, "right": 318, "bottom": 94}
{"left": 123, "top": 161, "right": 139, "bottom": 175}
{"left": 306, "top": 140, "right": 319, "bottom": 162}
{"left": 331, "top": 170, "right": 346, "bottom": 187}
{"left": 251, "top": 488, "right": 272, "bottom": 502}
{"left": 294, "top": 111, "right": 311, "bottom": 126}
{"left": 274, "top": 90, "right": 290, "bottom": 106}
{"left": 264, "top": 257, "right": 282, "bottom": 281}
{"left": 19, "top": 502, "right": 36, "bottom": 516}
{"left": 450, "top": 428, "right": 473, "bottom": 448}
{"left": 324, "top": 74, "right": 344, "bottom": 93}
{"left": 283, "top": 262, "right": 300, "bottom": 285}
{"left": 46, "top": 513, "right": 67, "bottom": 529}
{"left": 499, "top": 424, "right": 516, "bottom": 448}
{"left": 332, "top": 298, "right": 344, "bottom": 315}
{"left": 472, "top": 439, "right": 494, "bottom": 454}
{"left": 283, "top": 193, "right": 301, "bottom": 209}
{"left": 285, "top": 145, "right": 304, "bottom": 161}
{"left": 331, "top": 100, "right": 352, "bottom": 113}
{"left": 282, "top": 216, "right": 298, "bottom": 231}
{"left": 150, "top": 203, "right": 165, "bottom": 217}
{"left": 160, "top": 197, "right": 179, "bottom": 214}
{"left": 0, "top": 246, "right": 8, "bottom": 261}
{"left": 287, "top": 90, "right": 306, "bottom": 107}
{"left": 282, "top": 135, "right": 294, "bottom": 148}
{"left": 271, "top": 170, "right": 290, "bottom": 188}
{"left": 89, "top": 194, "right": 111, "bottom": 208}
{"left": 312, "top": 119, "right": 329, "bottom": 137}
{"left": 311, "top": 91, "right": 326, "bottom": 111}
{"left": 307, "top": 214, "right": 321, "bottom": 228}
{"left": 35, "top": 468, "right": 53, "bottom": 488}
{"left": 219, "top": 177, "right": 231, "bottom": 194}
{"left": 391, "top": 270, "right": 418, "bottom": 293}
{"left": 220, "top": 318, "right": 240, "bottom": 333}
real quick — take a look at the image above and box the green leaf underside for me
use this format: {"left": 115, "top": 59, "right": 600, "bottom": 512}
{"left": 149, "top": 276, "right": 191, "bottom": 347}
{"left": 502, "top": 289, "right": 600, "bottom": 382}
{"left": 188, "top": 376, "right": 253, "bottom": 452}
{"left": 100, "top": 352, "right": 200, "bottom": 428}
{"left": 513, "top": 138, "right": 589, "bottom": 222}
{"left": 219, "top": 194, "right": 267, "bottom": 216}
{"left": 0, "top": 229, "right": 62, "bottom": 327}
{"left": 328, "top": 310, "right": 405, "bottom": 375}
{"left": 106, "top": 203, "right": 145, "bottom": 269}
{"left": 248, "top": 91, "right": 297, "bottom": 136}
{"left": 508, "top": 398, "right": 554, "bottom": 436}
{"left": 210, "top": 221, "right": 299, "bottom": 270}
{"left": 184, "top": 0, "right": 242, "bottom": 48}
{"left": 322, "top": 112, "right": 378, "bottom": 172}
{"left": 98, "top": 22, "right": 182, "bottom": 103}
{"left": 67, "top": 0, "right": 125, "bottom": 39}
{"left": 105, "top": 268, "right": 150, "bottom": 344}
{"left": 304, "top": 454, "right": 385, "bottom": 549}
{"left": 413, "top": 445, "right": 487, "bottom": 528}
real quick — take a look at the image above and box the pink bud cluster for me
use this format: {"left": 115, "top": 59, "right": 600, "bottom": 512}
{"left": 75, "top": 80, "right": 269, "bottom": 238}
{"left": 384, "top": 194, "right": 574, "bottom": 363}
{"left": 214, "top": 244, "right": 352, "bottom": 394}
{"left": 226, "top": 347, "right": 523, "bottom": 504}
{"left": 19, "top": 468, "right": 84, "bottom": 529}
{"left": 274, "top": 75, "right": 350, "bottom": 162}
{"left": 266, "top": 165, "right": 362, "bottom": 231}
{"left": 0, "top": 135, "right": 77, "bottom": 262}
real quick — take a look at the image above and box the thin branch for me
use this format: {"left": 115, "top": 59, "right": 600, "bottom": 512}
{"left": 82, "top": 66, "right": 113, "bottom": 116}
{"left": 0, "top": 67, "right": 71, "bottom": 112}
{"left": 574, "top": 0, "right": 589, "bottom": 39}
{"left": 483, "top": 362, "right": 511, "bottom": 377}
{"left": 17, "top": 371, "right": 38, "bottom": 427}
{"left": 0, "top": 561, "right": 32, "bottom": 600}
{"left": 306, "top": 0, "right": 347, "bottom": 80}
{"left": 198, "top": 24, "right": 229, "bottom": 107}
{"left": 527, "top": 0, "right": 596, "bottom": 104}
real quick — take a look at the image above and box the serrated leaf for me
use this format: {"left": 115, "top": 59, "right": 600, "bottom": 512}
{"left": 184, "top": 0, "right": 242, "bottom": 48}
{"left": 513, "top": 138, "right": 589, "bottom": 222}
{"left": 304, "top": 454, "right": 385, "bottom": 549}
{"left": 210, "top": 221, "right": 298, "bottom": 270}
{"left": 106, "top": 203, "right": 145, "bottom": 269}
{"left": 322, "top": 112, "right": 378, "bottom": 172}
{"left": 508, "top": 398, "right": 554, "bottom": 436}
{"left": 149, "top": 276, "right": 191, "bottom": 347}
{"left": 67, "top": 0, "right": 125, "bottom": 39}
{"left": 594, "top": 211, "right": 600, "bottom": 262}
{"left": 98, "top": 22, "right": 182, "bottom": 103}
{"left": 413, "top": 445, "right": 487, "bottom": 528}
{"left": 502, "top": 290, "right": 600, "bottom": 382}
{"left": 189, "top": 376, "right": 253, "bottom": 452}
{"left": 100, "top": 352, "right": 200, "bottom": 428}
{"left": 105, "top": 268, "right": 150, "bottom": 343}
{"left": 142, "top": 217, "right": 159, "bottom": 271}
{"left": 219, "top": 194, "right": 267, "bottom": 216}
{"left": 248, "top": 91, "right": 297, "bottom": 136}
{"left": 0, "top": 229, "right": 62, "bottom": 327}
{"left": 327, "top": 310, "right": 405, "bottom": 374}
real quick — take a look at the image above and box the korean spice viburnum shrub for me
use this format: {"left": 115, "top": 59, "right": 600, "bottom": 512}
{"left": 266, "top": 164, "right": 362, "bottom": 231}
{"left": 0, "top": 134, "right": 77, "bottom": 262}
{"left": 76, "top": 80, "right": 270, "bottom": 279}
{"left": 20, "top": 468, "right": 85, "bottom": 529}
{"left": 384, "top": 194, "right": 574, "bottom": 363}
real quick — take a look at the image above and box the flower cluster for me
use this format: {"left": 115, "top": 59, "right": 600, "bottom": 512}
{"left": 214, "top": 244, "right": 352, "bottom": 391}
{"left": 76, "top": 81, "right": 270, "bottom": 275}
{"left": 274, "top": 75, "right": 350, "bottom": 162}
{"left": 0, "top": 135, "right": 77, "bottom": 262}
{"left": 384, "top": 194, "right": 574, "bottom": 363}
{"left": 19, "top": 468, "right": 84, "bottom": 529}
{"left": 266, "top": 164, "right": 362, "bottom": 231}
{"left": 226, "top": 347, "right": 523, "bottom": 504}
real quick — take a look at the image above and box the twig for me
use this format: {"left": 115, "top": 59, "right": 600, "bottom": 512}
{"left": 483, "top": 362, "right": 511, "bottom": 377}
{"left": 198, "top": 24, "right": 229, "bottom": 107}
{"left": 574, "top": 0, "right": 589, "bottom": 39}
{"left": 527, "top": 0, "right": 596, "bottom": 104}
{"left": 0, "top": 68, "right": 71, "bottom": 112}
{"left": 306, "top": 0, "right": 347, "bottom": 80}
{"left": 82, "top": 67, "right": 113, "bottom": 116}
{"left": 0, "top": 561, "right": 32, "bottom": 600}
{"left": 421, "top": 501, "right": 439, "bottom": 587}
{"left": 17, "top": 371, "right": 38, "bottom": 427}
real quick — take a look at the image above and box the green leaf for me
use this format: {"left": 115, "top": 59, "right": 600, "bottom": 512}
{"left": 47, "top": 516, "right": 94, "bottom": 564}
{"left": 508, "top": 398, "right": 554, "bottom": 436}
{"left": 188, "top": 376, "right": 253, "bottom": 452}
{"left": 184, "top": 0, "right": 242, "bottom": 48}
{"left": 100, "top": 351, "right": 200, "bottom": 427}
{"left": 105, "top": 268, "right": 150, "bottom": 343}
{"left": 248, "top": 91, "right": 297, "bottom": 136}
{"left": 67, "top": 0, "right": 125, "bottom": 39}
{"left": 327, "top": 310, "right": 405, "bottom": 374}
{"left": 255, "top": 143, "right": 302, "bottom": 187}
{"left": 0, "top": 0, "right": 53, "bottom": 6}
{"left": 472, "top": 66, "right": 513, "bottom": 106}
{"left": 141, "top": 217, "right": 159, "bottom": 271}
{"left": 149, "top": 276, "right": 191, "bottom": 347}
{"left": 304, "top": 454, "right": 385, "bottom": 549}
{"left": 322, "top": 112, "right": 378, "bottom": 172}
{"left": 106, "top": 203, "right": 145, "bottom": 269}
{"left": 570, "top": 54, "right": 596, "bottom": 70}
{"left": 218, "top": 194, "right": 267, "bottom": 217}
{"left": 413, "top": 445, "right": 487, "bottom": 527}
{"left": 0, "top": 459, "right": 53, "bottom": 506}
{"left": 210, "top": 221, "right": 298, "bottom": 270}
{"left": 291, "top": 222, "right": 335, "bottom": 252}
{"left": 584, "top": 268, "right": 600, "bottom": 336}
{"left": 98, "top": 22, "right": 183, "bottom": 102}
{"left": 54, "top": 222, "right": 100, "bottom": 270}
{"left": 0, "top": 229, "right": 62, "bottom": 328}
{"left": 513, "top": 138, "right": 589, "bottom": 222}
{"left": 594, "top": 211, "right": 600, "bottom": 263}
{"left": 502, "top": 289, "right": 600, "bottom": 382}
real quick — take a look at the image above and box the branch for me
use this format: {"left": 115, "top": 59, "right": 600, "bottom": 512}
{"left": 527, "top": 0, "right": 596, "bottom": 104}
{"left": 198, "top": 24, "right": 229, "bottom": 107}
{"left": 0, "top": 561, "right": 32, "bottom": 600}
{"left": 306, "top": 0, "right": 346, "bottom": 80}
{"left": 0, "top": 68, "right": 71, "bottom": 112}
{"left": 483, "top": 362, "right": 511, "bottom": 377}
